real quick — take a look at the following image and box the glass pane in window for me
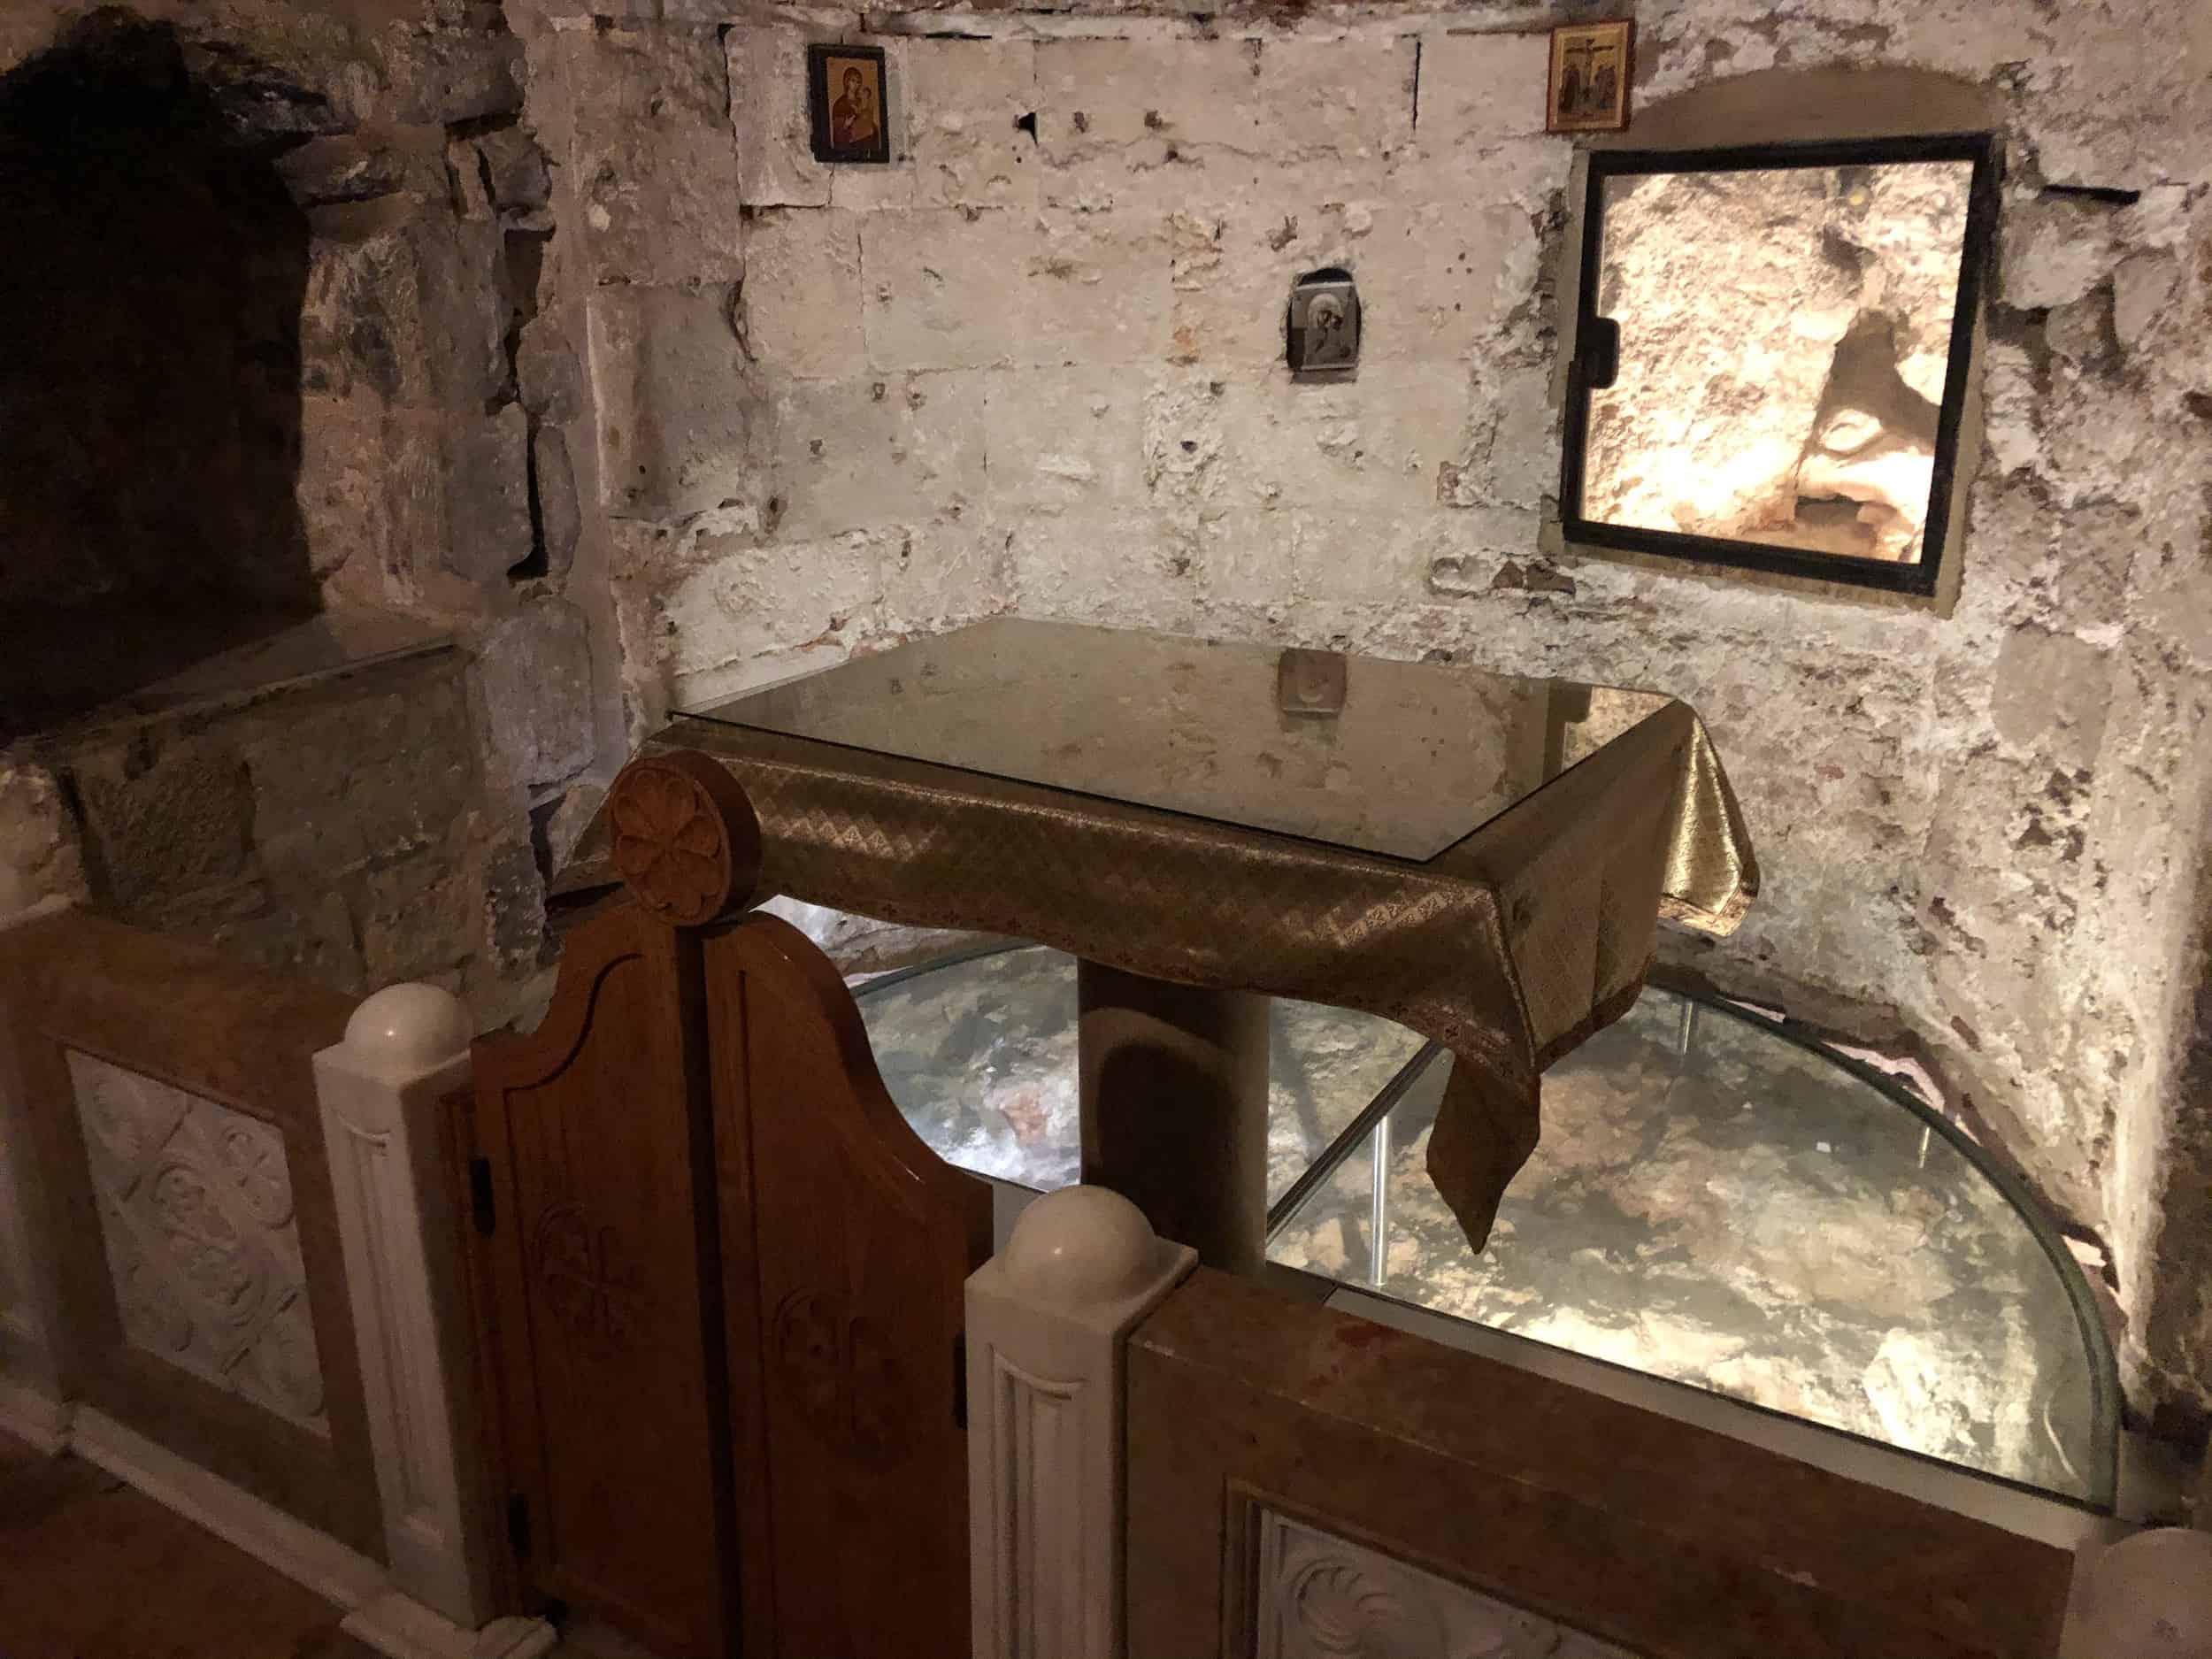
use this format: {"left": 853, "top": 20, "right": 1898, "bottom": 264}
{"left": 1580, "top": 158, "right": 1975, "bottom": 568}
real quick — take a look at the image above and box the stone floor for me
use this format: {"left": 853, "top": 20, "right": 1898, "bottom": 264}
{"left": 0, "top": 1431, "right": 654, "bottom": 1659}
{"left": 0, "top": 1427, "right": 371, "bottom": 1659}
{"left": 856, "top": 946, "right": 2111, "bottom": 1505}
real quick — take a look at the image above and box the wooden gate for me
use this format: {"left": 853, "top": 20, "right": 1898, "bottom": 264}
{"left": 707, "top": 916, "right": 992, "bottom": 1659}
{"left": 466, "top": 902, "right": 736, "bottom": 1657}
{"left": 465, "top": 753, "right": 989, "bottom": 1657}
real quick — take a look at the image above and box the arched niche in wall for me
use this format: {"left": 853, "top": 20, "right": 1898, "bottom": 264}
{"left": 1544, "top": 67, "right": 2006, "bottom": 613}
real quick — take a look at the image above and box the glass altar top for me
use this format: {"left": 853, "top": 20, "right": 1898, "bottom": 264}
{"left": 682, "top": 619, "right": 1671, "bottom": 863}
{"left": 855, "top": 942, "right": 2119, "bottom": 1509}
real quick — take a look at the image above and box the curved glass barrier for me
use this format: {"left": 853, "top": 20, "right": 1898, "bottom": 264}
{"left": 853, "top": 944, "right": 2117, "bottom": 1508}
{"left": 855, "top": 944, "right": 1425, "bottom": 1202}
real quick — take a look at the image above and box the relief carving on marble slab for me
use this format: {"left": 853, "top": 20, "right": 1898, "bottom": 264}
{"left": 65, "top": 1050, "right": 327, "bottom": 1432}
{"left": 1252, "top": 1507, "right": 1637, "bottom": 1659}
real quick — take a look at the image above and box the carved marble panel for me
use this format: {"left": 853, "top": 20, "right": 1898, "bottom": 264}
{"left": 1253, "top": 1509, "right": 1636, "bottom": 1659}
{"left": 66, "top": 1049, "right": 327, "bottom": 1434}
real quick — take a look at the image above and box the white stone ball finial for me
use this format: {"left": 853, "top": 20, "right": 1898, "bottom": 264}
{"left": 342, "top": 983, "right": 472, "bottom": 1078}
{"left": 2077, "top": 1529, "right": 2212, "bottom": 1658}
{"left": 1002, "top": 1185, "right": 1164, "bottom": 1305}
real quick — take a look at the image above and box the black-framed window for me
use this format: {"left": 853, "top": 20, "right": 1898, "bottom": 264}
{"left": 1559, "top": 134, "right": 2002, "bottom": 596}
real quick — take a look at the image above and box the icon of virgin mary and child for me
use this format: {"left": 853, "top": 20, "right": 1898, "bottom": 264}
{"left": 831, "top": 65, "right": 879, "bottom": 150}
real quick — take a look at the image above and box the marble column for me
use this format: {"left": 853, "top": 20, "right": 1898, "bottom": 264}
{"left": 313, "top": 984, "right": 500, "bottom": 1632}
{"left": 965, "top": 1185, "right": 1194, "bottom": 1659}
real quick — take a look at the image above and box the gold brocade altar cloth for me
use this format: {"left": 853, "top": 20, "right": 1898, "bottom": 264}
{"left": 558, "top": 622, "right": 1759, "bottom": 1248}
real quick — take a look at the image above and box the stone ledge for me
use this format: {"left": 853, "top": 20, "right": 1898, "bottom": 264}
{"left": 4, "top": 608, "right": 455, "bottom": 749}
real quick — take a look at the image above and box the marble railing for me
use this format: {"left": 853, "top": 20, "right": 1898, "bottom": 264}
{"left": 966, "top": 1183, "right": 2160, "bottom": 1659}
{"left": 0, "top": 909, "right": 549, "bottom": 1659}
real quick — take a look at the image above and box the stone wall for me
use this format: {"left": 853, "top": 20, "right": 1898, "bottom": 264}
{"left": 516, "top": 0, "right": 2212, "bottom": 1425}
{"left": 0, "top": 2, "right": 614, "bottom": 1024}
{"left": 0, "top": 636, "right": 557, "bottom": 1013}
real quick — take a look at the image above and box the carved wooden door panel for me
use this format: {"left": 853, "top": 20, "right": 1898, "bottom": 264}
{"left": 469, "top": 902, "right": 735, "bottom": 1657}
{"left": 705, "top": 915, "right": 992, "bottom": 1659}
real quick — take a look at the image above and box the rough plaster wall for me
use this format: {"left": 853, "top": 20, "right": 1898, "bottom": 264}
{"left": 518, "top": 0, "right": 2212, "bottom": 1421}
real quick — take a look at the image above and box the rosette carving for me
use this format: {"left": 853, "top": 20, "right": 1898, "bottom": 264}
{"left": 607, "top": 750, "right": 762, "bottom": 926}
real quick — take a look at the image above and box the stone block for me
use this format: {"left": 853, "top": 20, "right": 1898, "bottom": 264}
{"left": 447, "top": 129, "right": 495, "bottom": 222}
{"left": 2112, "top": 250, "right": 2182, "bottom": 357}
{"left": 1414, "top": 32, "right": 1550, "bottom": 145}
{"left": 571, "top": 22, "right": 744, "bottom": 285}
{"left": 1992, "top": 627, "right": 2114, "bottom": 771}
{"left": 1257, "top": 35, "right": 1417, "bottom": 159}
{"left": 860, "top": 208, "right": 1033, "bottom": 372}
{"left": 476, "top": 126, "right": 551, "bottom": 214}
{"left": 131, "top": 5, "right": 514, "bottom": 134}
{"left": 443, "top": 404, "right": 534, "bottom": 586}
{"left": 1140, "top": 371, "right": 1230, "bottom": 518}
{"left": 475, "top": 598, "right": 596, "bottom": 792}
{"left": 1035, "top": 39, "right": 1253, "bottom": 165}
{"left": 342, "top": 19, "right": 524, "bottom": 129}
{"left": 481, "top": 836, "right": 549, "bottom": 975}
{"left": 587, "top": 284, "right": 759, "bottom": 521}
{"left": 879, "top": 523, "right": 1010, "bottom": 634}
{"left": 2001, "top": 194, "right": 2116, "bottom": 311}
{"left": 2039, "top": 371, "right": 2149, "bottom": 511}
{"left": 1423, "top": 504, "right": 1544, "bottom": 591}
{"left": 858, "top": 204, "right": 1172, "bottom": 376}
{"left": 533, "top": 424, "right": 582, "bottom": 580}
{"left": 1029, "top": 209, "right": 1177, "bottom": 367}
{"left": 1008, "top": 509, "right": 1199, "bottom": 631}
{"left": 542, "top": 781, "right": 604, "bottom": 878}
{"left": 662, "top": 529, "right": 888, "bottom": 676}
{"left": 1356, "top": 185, "right": 1539, "bottom": 363}
{"left": 1216, "top": 367, "right": 1472, "bottom": 518}
{"left": 177, "top": 875, "right": 364, "bottom": 993}
{"left": 301, "top": 207, "right": 506, "bottom": 411}
{"left": 1157, "top": 184, "right": 1319, "bottom": 368}
{"left": 1977, "top": 342, "right": 2042, "bottom": 479}
{"left": 768, "top": 372, "right": 987, "bottom": 540}
{"left": 69, "top": 741, "right": 255, "bottom": 913}
{"left": 1440, "top": 363, "right": 1555, "bottom": 511}
{"left": 1036, "top": 36, "right": 1413, "bottom": 165}
{"left": 247, "top": 665, "right": 478, "bottom": 874}
{"left": 1192, "top": 505, "right": 1293, "bottom": 611}
{"left": 355, "top": 854, "right": 480, "bottom": 987}
{"left": 273, "top": 134, "right": 417, "bottom": 208}
{"left": 983, "top": 365, "right": 1147, "bottom": 515}
{"left": 727, "top": 18, "right": 841, "bottom": 209}
{"left": 1152, "top": 152, "right": 1544, "bottom": 373}
{"left": 743, "top": 209, "right": 867, "bottom": 380}
{"left": 297, "top": 393, "right": 401, "bottom": 587}
{"left": 516, "top": 314, "right": 587, "bottom": 424}
{"left": 908, "top": 39, "right": 1040, "bottom": 210}
{"left": 1290, "top": 511, "right": 1458, "bottom": 604}
{"left": 830, "top": 161, "right": 916, "bottom": 213}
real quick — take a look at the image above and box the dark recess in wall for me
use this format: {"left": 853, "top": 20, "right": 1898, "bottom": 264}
{"left": 0, "top": 7, "right": 314, "bottom": 741}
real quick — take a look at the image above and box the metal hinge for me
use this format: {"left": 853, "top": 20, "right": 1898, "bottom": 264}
{"left": 952, "top": 1333, "right": 967, "bottom": 1430}
{"left": 470, "top": 1157, "right": 496, "bottom": 1236}
{"left": 507, "top": 1492, "right": 532, "bottom": 1559}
